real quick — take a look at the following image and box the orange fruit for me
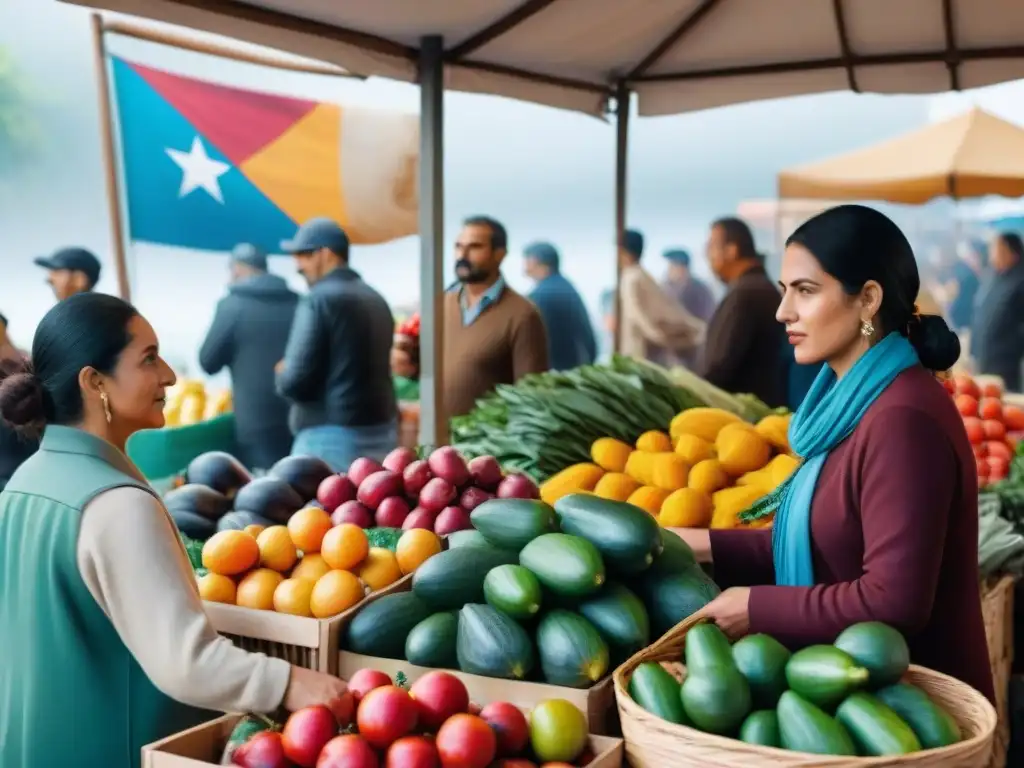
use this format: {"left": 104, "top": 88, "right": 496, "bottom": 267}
{"left": 243, "top": 524, "right": 266, "bottom": 538}
{"left": 291, "top": 553, "right": 332, "bottom": 582}
{"left": 236, "top": 568, "right": 285, "bottom": 611}
{"left": 288, "top": 507, "right": 333, "bottom": 553}
{"left": 197, "top": 572, "right": 236, "bottom": 604}
{"left": 273, "top": 577, "right": 315, "bottom": 617}
{"left": 310, "top": 569, "right": 365, "bottom": 618}
{"left": 257, "top": 526, "right": 298, "bottom": 572}
{"left": 321, "top": 523, "right": 370, "bottom": 571}
{"left": 202, "top": 530, "right": 259, "bottom": 576}
{"left": 357, "top": 548, "right": 403, "bottom": 591}
{"left": 395, "top": 529, "right": 442, "bottom": 575}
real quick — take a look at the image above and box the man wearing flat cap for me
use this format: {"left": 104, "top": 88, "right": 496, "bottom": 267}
{"left": 524, "top": 241, "right": 597, "bottom": 371}
{"left": 34, "top": 246, "right": 101, "bottom": 301}
{"left": 199, "top": 243, "right": 299, "bottom": 469}
{"left": 659, "top": 248, "right": 717, "bottom": 369}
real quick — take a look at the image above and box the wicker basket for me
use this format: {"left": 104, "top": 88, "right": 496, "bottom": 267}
{"left": 614, "top": 616, "right": 997, "bottom": 767}
{"left": 981, "top": 576, "right": 1015, "bottom": 768}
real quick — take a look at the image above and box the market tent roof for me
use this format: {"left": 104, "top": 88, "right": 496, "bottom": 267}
{"left": 777, "top": 108, "right": 1024, "bottom": 204}
{"left": 64, "top": 0, "right": 1024, "bottom": 117}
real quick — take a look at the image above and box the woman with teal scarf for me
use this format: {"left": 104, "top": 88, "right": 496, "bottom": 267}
{"left": 672, "top": 205, "right": 995, "bottom": 703}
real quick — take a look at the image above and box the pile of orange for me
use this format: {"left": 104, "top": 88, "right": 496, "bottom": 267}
{"left": 197, "top": 506, "right": 442, "bottom": 618}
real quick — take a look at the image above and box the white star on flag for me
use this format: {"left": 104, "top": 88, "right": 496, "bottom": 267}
{"left": 165, "top": 136, "right": 230, "bottom": 203}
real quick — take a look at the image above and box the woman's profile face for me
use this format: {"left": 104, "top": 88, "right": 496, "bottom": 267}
{"left": 776, "top": 243, "right": 868, "bottom": 367}
{"left": 103, "top": 315, "right": 177, "bottom": 433}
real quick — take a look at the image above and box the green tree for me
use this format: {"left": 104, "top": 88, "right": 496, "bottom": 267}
{"left": 0, "top": 46, "right": 37, "bottom": 168}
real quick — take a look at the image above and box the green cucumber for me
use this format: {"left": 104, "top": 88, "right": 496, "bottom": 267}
{"left": 519, "top": 533, "right": 606, "bottom": 598}
{"left": 777, "top": 691, "right": 857, "bottom": 756}
{"left": 535, "top": 610, "right": 610, "bottom": 688}
{"left": 684, "top": 622, "right": 735, "bottom": 671}
{"left": 738, "top": 710, "right": 780, "bottom": 747}
{"left": 483, "top": 564, "right": 542, "bottom": 619}
{"left": 785, "top": 645, "right": 870, "bottom": 710}
{"left": 634, "top": 566, "right": 721, "bottom": 636}
{"left": 456, "top": 604, "right": 535, "bottom": 680}
{"left": 577, "top": 582, "right": 650, "bottom": 664}
{"left": 834, "top": 621, "right": 910, "bottom": 688}
{"left": 836, "top": 691, "right": 922, "bottom": 756}
{"left": 649, "top": 527, "right": 698, "bottom": 575}
{"left": 344, "top": 591, "right": 433, "bottom": 658}
{"left": 405, "top": 611, "right": 459, "bottom": 668}
{"left": 470, "top": 498, "right": 557, "bottom": 550}
{"left": 680, "top": 664, "right": 751, "bottom": 735}
{"left": 627, "top": 662, "right": 688, "bottom": 725}
{"left": 553, "top": 493, "right": 663, "bottom": 573}
{"left": 875, "top": 683, "right": 962, "bottom": 749}
{"left": 731, "top": 633, "right": 791, "bottom": 708}
{"left": 411, "top": 545, "right": 519, "bottom": 610}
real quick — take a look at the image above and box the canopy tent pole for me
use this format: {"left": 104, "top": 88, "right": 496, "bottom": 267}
{"left": 612, "top": 84, "right": 630, "bottom": 354}
{"left": 417, "top": 35, "right": 446, "bottom": 449}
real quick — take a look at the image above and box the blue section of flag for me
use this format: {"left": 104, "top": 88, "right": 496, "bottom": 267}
{"left": 110, "top": 57, "right": 297, "bottom": 254}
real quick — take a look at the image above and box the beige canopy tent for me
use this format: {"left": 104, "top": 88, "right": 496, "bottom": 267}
{"left": 63, "top": 0, "right": 1024, "bottom": 444}
{"left": 778, "top": 107, "right": 1024, "bottom": 204}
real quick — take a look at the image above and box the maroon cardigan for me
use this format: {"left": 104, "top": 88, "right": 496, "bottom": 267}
{"left": 710, "top": 365, "right": 995, "bottom": 704}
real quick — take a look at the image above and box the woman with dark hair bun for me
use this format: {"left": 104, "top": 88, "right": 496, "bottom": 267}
{"left": 0, "top": 294, "right": 352, "bottom": 768}
{"left": 671, "top": 204, "right": 994, "bottom": 703}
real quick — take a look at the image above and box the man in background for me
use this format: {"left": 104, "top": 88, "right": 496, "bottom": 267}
{"left": 703, "top": 217, "right": 787, "bottom": 408}
{"left": 659, "top": 248, "right": 717, "bottom": 369}
{"left": 33, "top": 247, "right": 101, "bottom": 301}
{"left": 617, "top": 229, "right": 704, "bottom": 364}
{"left": 444, "top": 216, "right": 548, "bottom": 418}
{"left": 972, "top": 232, "right": 1024, "bottom": 392}
{"left": 199, "top": 244, "right": 299, "bottom": 470}
{"left": 523, "top": 241, "right": 597, "bottom": 370}
{"left": 946, "top": 238, "right": 986, "bottom": 335}
{"left": 277, "top": 218, "right": 398, "bottom": 471}
{"left": 0, "top": 312, "right": 37, "bottom": 491}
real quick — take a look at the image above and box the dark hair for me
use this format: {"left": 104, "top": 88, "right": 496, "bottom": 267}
{"left": 997, "top": 231, "right": 1024, "bottom": 261}
{"left": 787, "top": 204, "right": 960, "bottom": 372}
{"left": 463, "top": 215, "right": 508, "bottom": 252}
{"left": 622, "top": 229, "right": 644, "bottom": 260}
{"left": 0, "top": 293, "right": 139, "bottom": 434}
{"left": 713, "top": 217, "right": 758, "bottom": 260}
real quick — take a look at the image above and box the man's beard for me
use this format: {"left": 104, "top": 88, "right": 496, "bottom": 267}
{"left": 455, "top": 258, "right": 490, "bottom": 284}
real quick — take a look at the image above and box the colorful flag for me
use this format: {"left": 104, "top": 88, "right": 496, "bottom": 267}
{"left": 109, "top": 56, "right": 419, "bottom": 253}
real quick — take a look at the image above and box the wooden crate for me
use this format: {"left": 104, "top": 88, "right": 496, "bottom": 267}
{"left": 142, "top": 713, "right": 624, "bottom": 768}
{"left": 204, "top": 574, "right": 412, "bottom": 674}
{"left": 336, "top": 579, "right": 619, "bottom": 736}
{"left": 982, "top": 575, "right": 1016, "bottom": 768}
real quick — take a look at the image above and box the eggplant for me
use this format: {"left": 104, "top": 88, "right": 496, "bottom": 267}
{"left": 217, "top": 510, "right": 277, "bottom": 532}
{"left": 163, "top": 484, "right": 231, "bottom": 521}
{"left": 232, "top": 476, "right": 304, "bottom": 524}
{"left": 268, "top": 455, "right": 334, "bottom": 502}
{"left": 185, "top": 451, "right": 251, "bottom": 499}
{"left": 170, "top": 509, "right": 217, "bottom": 540}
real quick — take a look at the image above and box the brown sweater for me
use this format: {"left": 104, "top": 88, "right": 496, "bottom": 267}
{"left": 709, "top": 366, "right": 994, "bottom": 703}
{"left": 443, "top": 287, "right": 549, "bottom": 418}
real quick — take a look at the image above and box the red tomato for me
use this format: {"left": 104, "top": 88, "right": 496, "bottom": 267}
{"left": 491, "top": 761, "right": 538, "bottom": 768}
{"left": 348, "top": 669, "right": 392, "bottom": 701}
{"left": 976, "top": 457, "right": 990, "bottom": 480}
{"left": 479, "top": 701, "right": 529, "bottom": 756}
{"left": 318, "top": 735, "right": 379, "bottom": 768}
{"left": 434, "top": 714, "right": 496, "bottom": 768}
{"left": 409, "top": 672, "right": 470, "bottom": 731}
{"left": 979, "top": 398, "right": 1004, "bottom": 421}
{"left": 955, "top": 374, "right": 981, "bottom": 399}
{"left": 988, "top": 456, "right": 1010, "bottom": 481}
{"left": 941, "top": 377, "right": 956, "bottom": 395}
{"left": 282, "top": 706, "right": 338, "bottom": 768}
{"left": 984, "top": 420, "right": 1007, "bottom": 441}
{"left": 963, "top": 417, "right": 985, "bottom": 445}
{"left": 973, "top": 443, "right": 988, "bottom": 459}
{"left": 982, "top": 381, "right": 1004, "bottom": 399}
{"left": 1004, "top": 405, "right": 1024, "bottom": 431}
{"left": 955, "top": 394, "right": 979, "bottom": 418}
{"left": 385, "top": 736, "right": 439, "bottom": 768}
{"left": 986, "top": 441, "right": 1013, "bottom": 462}
{"left": 357, "top": 686, "right": 418, "bottom": 750}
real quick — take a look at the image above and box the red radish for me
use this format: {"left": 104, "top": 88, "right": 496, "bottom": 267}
{"left": 232, "top": 731, "right": 290, "bottom": 768}
{"left": 419, "top": 477, "right": 457, "bottom": 513}
{"left": 357, "top": 686, "right": 418, "bottom": 750}
{"left": 317, "top": 735, "right": 379, "bottom": 768}
{"left": 385, "top": 735, "right": 439, "bottom": 768}
{"left": 459, "top": 486, "right": 494, "bottom": 512}
{"left": 403, "top": 460, "right": 434, "bottom": 498}
{"left": 348, "top": 457, "right": 384, "bottom": 488}
{"left": 403, "top": 507, "right": 438, "bottom": 531}
{"left": 409, "top": 671, "right": 470, "bottom": 730}
{"left": 496, "top": 474, "right": 539, "bottom": 500}
{"left": 331, "top": 500, "right": 374, "bottom": 528}
{"left": 347, "top": 668, "right": 392, "bottom": 701}
{"left": 357, "top": 470, "right": 404, "bottom": 510}
{"left": 376, "top": 496, "right": 411, "bottom": 528}
{"left": 467, "top": 455, "right": 503, "bottom": 491}
{"left": 435, "top": 714, "right": 496, "bottom": 768}
{"left": 281, "top": 706, "right": 338, "bottom": 768}
{"left": 434, "top": 506, "right": 473, "bottom": 536}
{"left": 383, "top": 447, "right": 418, "bottom": 475}
{"left": 427, "top": 446, "right": 470, "bottom": 488}
{"left": 317, "top": 474, "right": 357, "bottom": 513}
{"left": 479, "top": 701, "right": 529, "bottom": 756}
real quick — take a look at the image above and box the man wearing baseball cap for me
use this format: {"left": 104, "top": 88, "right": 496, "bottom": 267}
{"left": 276, "top": 217, "right": 397, "bottom": 471}
{"left": 34, "top": 246, "right": 102, "bottom": 301}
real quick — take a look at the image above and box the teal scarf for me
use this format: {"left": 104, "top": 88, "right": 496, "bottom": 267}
{"left": 744, "top": 332, "right": 920, "bottom": 587}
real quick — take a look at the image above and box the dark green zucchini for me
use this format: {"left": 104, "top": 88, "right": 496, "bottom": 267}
{"left": 411, "top": 545, "right": 519, "bottom": 610}
{"left": 344, "top": 591, "right": 433, "bottom": 658}
{"left": 554, "top": 493, "right": 663, "bottom": 573}
{"left": 777, "top": 691, "right": 857, "bottom": 756}
{"left": 470, "top": 498, "right": 557, "bottom": 550}
{"left": 835, "top": 692, "right": 922, "bottom": 756}
{"left": 456, "top": 603, "right": 535, "bottom": 680}
{"left": 405, "top": 611, "right": 459, "bottom": 668}
{"left": 535, "top": 610, "right": 610, "bottom": 688}
{"left": 627, "top": 662, "right": 687, "bottom": 725}
{"left": 578, "top": 582, "right": 650, "bottom": 664}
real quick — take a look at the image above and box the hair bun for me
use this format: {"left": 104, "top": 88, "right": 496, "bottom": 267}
{"left": 908, "top": 314, "right": 961, "bottom": 372}
{"left": 0, "top": 363, "right": 47, "bottom": 435}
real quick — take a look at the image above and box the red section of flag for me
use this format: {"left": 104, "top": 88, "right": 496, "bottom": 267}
{"left": 128, "top": 60, "right": 319, "bottom": 166}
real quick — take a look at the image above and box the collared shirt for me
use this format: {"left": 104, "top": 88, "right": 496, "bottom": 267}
{"left": 460, "top": 276, "right": 506, "bottom": 325}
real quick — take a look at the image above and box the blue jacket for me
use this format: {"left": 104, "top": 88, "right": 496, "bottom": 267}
{"left": 529, "top": 273, "right": 598, "bottom": 371}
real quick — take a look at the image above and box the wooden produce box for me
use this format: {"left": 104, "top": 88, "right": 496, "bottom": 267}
{"left": 143, "top": 714, "right": 625, "bottom": 768}
{"left": 337, "top": 579, "right": 619, "bottom": 735}
{"left": 205, "top": 574, "right": 412, "bottom": 674}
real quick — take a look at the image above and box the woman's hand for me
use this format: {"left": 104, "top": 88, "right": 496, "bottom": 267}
{"left": 695, "top": 587, "right": 751, "bottom": 640}
{"left": 284, "top": 666, "right": 355, "bottom": 725}
{"left": 666, "top": 528, "right": 713, "bottom": 563}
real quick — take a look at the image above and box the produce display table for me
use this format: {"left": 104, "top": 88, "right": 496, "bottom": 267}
{"left": 982, "top": 575, "right": 1016, "bottom": 768}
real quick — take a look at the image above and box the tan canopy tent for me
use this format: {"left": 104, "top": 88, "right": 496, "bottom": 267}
{"left": 778, "top": 108, "right": 1024, "bottom": 204}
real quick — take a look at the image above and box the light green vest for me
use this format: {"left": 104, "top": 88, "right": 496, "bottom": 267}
{"left": 0, "top": 425, "right": 209, "bottom": 768}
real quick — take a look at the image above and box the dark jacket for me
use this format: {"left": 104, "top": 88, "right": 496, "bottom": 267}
{"left": 199, "top": 273, "right": 298, "bottom": 469}
{"left": 276, "top": 267, "right": 397, "bottom": 433}
{"left": 701, "top": 265, "right": 787, "bottom": 408}
{"left": 972, "top": 263, "right": 1024, "bottom": 392}
{"left": 529, "top": 273, "right": 597, "bottom": 371}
